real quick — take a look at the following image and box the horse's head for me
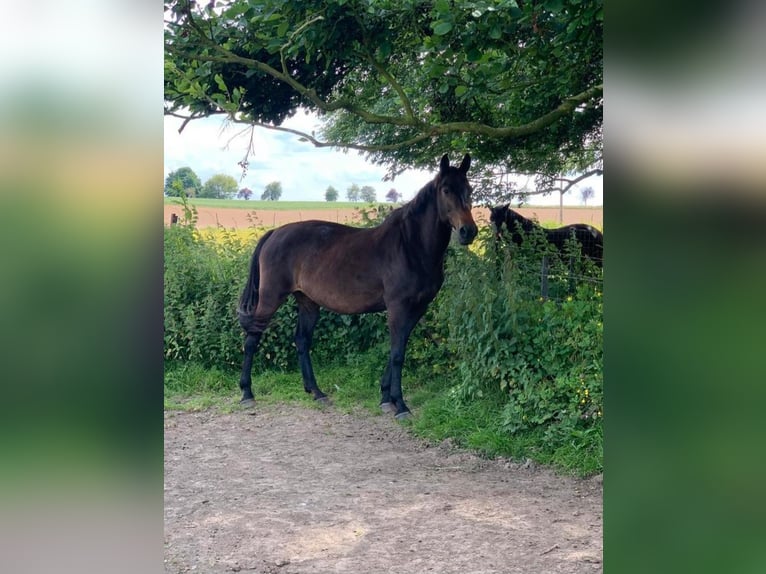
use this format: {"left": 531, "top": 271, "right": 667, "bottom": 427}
{"left": 489, "top": 204, "right": 510, "bottom": 237}
{"left": 435, "top": 154, "right": 478, "bottom": 245}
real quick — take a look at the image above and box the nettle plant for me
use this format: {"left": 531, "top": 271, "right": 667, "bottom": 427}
{"left": 164, "top": 200, "right": 602, "bottom": 448}
{"left": 430, "top": 227, "right": 603, "bottom": 439}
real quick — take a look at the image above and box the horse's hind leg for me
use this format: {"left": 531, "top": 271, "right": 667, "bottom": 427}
{"left": 294, "top": 294, "right": 328, "bottom": 402}
{"left": 239, "top": 292, "right": 288, "bottom": 406}
{"left": 239, "top": 332, "right": 261, "bottom": 405}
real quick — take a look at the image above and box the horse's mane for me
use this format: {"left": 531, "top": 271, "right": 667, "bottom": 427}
{"left": 507, "top": 208, "right": 537, "bottom": 230}
{"left": 383, "top": 180, "right": 436, "bottom": 226}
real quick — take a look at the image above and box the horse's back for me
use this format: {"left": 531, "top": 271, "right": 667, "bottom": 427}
{"left": 568, "top": 224, "right": 603, "bottom": 261}
{"left": 258, "top": 220, "right": 388, "bottom": 314}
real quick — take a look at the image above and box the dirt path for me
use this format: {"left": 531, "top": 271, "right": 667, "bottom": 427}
{"left": 164, "top": 404, "right": 602, "bottom": 573}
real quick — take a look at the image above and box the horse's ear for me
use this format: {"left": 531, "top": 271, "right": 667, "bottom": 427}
{"left": 440, "top": 154, "right": 450, "bottom": 173}
{"left": 459, "top": 154, "right": 471, "bottom": 173}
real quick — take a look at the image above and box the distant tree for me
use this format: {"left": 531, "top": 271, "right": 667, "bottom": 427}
{"left": 580, "top": 186, "right": 595, "bottom": 206}
{"left": 346, "top": 183, "right": 360, "bottom": 202}
{"left": 200, "top": 173, "right": 238, "bottom": 199}
{"left": 325, "top": 185, "right": 339, "bottom": 202}
{"left": 262, "top": 181, "right": 283, "bottom": 201}
{"left": 237, "top": 187, "right": 253, "bottom": 200}
{"left": 385, "top": 188, "right": 401, "bottom": 202}
{"left": 360, "top": 185, "right": 376, "bottom": 203}
{"left": 165, "top": 166, "right": 202, "bottom": 197}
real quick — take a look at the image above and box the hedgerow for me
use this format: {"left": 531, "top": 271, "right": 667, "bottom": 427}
{"left": 164, "top": 201, "right": 603, "bottom": 472}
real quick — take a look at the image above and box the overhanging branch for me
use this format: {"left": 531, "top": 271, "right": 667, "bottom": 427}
{"left": 228, "top": 116, "right": 433, "bottom": 152}
{"left": 167, "top": 14, "right": 603, "bottom": 146}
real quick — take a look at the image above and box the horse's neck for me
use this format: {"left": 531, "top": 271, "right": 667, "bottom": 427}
{"left": 404, "top": 189, "right": 451, "bottom": 263}
{"left": 510, "top": 214, "right": 534, "bottom": 233}
{"left": 522, "top": 217, "right": 535, "bottom": 232}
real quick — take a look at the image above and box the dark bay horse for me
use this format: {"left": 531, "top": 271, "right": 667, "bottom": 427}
{"left": 237, "top": 154, "right": 478, "bottom": 418}
{"left": 489, "top": 204, "right": 603, "bottom": 266}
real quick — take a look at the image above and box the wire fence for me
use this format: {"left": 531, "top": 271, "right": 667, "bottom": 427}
{"left": 494, "top": 243, "right": 603, "bottom": 303}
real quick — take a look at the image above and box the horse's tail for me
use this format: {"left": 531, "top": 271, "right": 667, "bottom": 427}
{"left": 237, "top": 229, "right": 275, "bottom": 332}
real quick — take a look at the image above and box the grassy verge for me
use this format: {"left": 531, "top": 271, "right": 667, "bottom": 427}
{"left": 164, "top": 352, "right": 602, "bottom": 477}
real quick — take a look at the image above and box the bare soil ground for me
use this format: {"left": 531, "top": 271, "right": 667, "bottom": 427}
{"left": 164, "top": 404, "right": 602, "bottom": 574}
{"left": 163, "top": 205, "right": 603, "bottom": 230}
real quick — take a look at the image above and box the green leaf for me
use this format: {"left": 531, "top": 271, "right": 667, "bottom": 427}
{"left": 277, "top": 21, "right": 289, "bottom": 37}
{"left": 466, "top": 47, "right": 482, "bottom": 62}
{"left": 432, "top": 21, "right": 453, "bottom": 35}
{"left": 455, "top": 85, "right": 468, "bottom": 97}
{"left": 379, "top": 40, "right": 392, "bottom": 60}
{"left": 544, "top": 0, "right": 564, "bottom": 12}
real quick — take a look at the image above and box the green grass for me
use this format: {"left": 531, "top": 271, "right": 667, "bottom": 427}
{"left": 164, "top": 352, "right": 602, "bottom": 477}
{"left": 164, "top": 197, "right": 385, "bottom": 211}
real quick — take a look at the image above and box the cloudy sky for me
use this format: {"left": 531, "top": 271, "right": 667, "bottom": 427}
{"left": 164, "top": 112, "right": 603, "bottom": 206}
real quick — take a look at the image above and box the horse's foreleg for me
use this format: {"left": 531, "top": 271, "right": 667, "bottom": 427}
{"left": 379, "top": 362, "right": 395, "bottom": 413}
{"left": 386, "top": 333, "right": 413, "bottom": 418}
{"left": 295, "top": 295, "right": 327, "bottom": 402}
{"left": 382, "top": 306, "right": 424, "bottom": 418}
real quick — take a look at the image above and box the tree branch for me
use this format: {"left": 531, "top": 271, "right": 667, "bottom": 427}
{"left": 226, "top": 117, "right": 433, "bottom": 152}
{"left": 368, "top": 56, "right": 417, "bottom": 123}
{"left": 168, "top": 7, "right": 602, "bottom": 154}
{"left": 168, "top": 14, "right": 603, "bottom": 143}
{"left": 164, "top": 109, "right": 227, "bottom": 133}
{"left": 552, "top": 168, "right": 604, "bottom": 189}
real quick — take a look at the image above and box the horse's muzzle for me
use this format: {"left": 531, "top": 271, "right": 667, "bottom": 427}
{"left": 458, "top": 223, "right": 478, "bottom": 245}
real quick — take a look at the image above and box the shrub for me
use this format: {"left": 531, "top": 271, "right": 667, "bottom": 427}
{"left": 163, "top": 203, "right": 603, "bottom": 469}
{"left": 428, "top": 228, "right": 603, "bottom": 451}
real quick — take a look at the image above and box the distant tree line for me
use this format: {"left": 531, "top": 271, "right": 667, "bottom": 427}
{"left": 166, "top": 166, "right": 403, "bottom": 203}
{"left": 165, "top": 166, "right": 283, "bottom": 200}
{"left": 165, "top": 167, "right": 239, "bottom": 199}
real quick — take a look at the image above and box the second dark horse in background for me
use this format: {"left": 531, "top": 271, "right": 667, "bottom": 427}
{"left": 237, "top": 154, "right": 478, "bottom": 418}
{"left": 489, "top": 204, "right": 603, "bottom": 266}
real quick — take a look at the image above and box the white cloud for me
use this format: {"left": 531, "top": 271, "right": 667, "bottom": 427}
{"left": 164, "top": 113, "right": 434, "bottom": 200}
{"left": 164, "top": 113, "right": 602, "bottom": 205}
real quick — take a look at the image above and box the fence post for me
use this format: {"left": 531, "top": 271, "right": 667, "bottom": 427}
{"left": 541, "top": 255, "right": 549, "bottom": 300}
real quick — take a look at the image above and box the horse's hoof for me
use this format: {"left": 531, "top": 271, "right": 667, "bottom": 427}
{"left": 380, "top": 402, "right": 396, "bottom": 414}
{"left": 239, "top": 398, "right": 256, "bottom": 408}
{"left": 394, "top": 411, "right": 412, "bottom": 421}
{"left": 315, "top": 396, "right": 332, "bottom": 407}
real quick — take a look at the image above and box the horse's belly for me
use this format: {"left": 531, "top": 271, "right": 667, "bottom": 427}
{"left": 308, "top": 290, "right": 385, "bottom": 315}
{"left": 297, "top": 274, "right": 385, "bottom": 315}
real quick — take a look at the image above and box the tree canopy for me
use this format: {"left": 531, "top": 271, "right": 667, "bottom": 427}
{"left": 165, "top": 0, "right": 602, "bottom": 202}
{"left": 237, "top": 187, "right": 253, "bottom": 199}
{"left": 346, "top": 183, "right": 360, "bottom": 202}
{"left": 359, "top": 185, "right": 376, "bottom": 203}
{"left": 262, "top": 181, "right": 283, "bottom": 200}
{"left": 325, "top": 185, "right": 339, "bottom": 202}
{"left": 385, "top": 188, "right": 401, "bottom": 203}
{"left": 579, "top": 185, "right": 595, "bottom": 205}
{"left": 200, "top": 173, "right": 239, "bottom": 198}
{"left": 165, "top": 166, "right": 202, "bottom": 197}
